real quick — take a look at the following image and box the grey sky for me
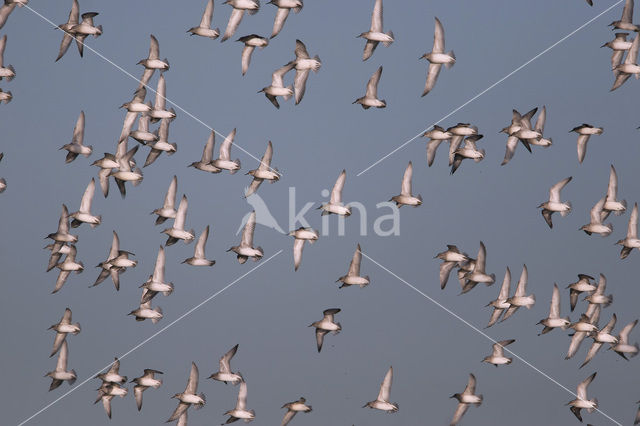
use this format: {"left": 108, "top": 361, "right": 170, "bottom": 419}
{"left": 1, "top": 0, "right": 639, "bottom": 425}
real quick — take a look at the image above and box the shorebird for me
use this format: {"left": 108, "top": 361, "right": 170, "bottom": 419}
{"left": 96, "top": 358, "right": 127, "bottom": 384}
{"left": 288, "top": 39, "right": 321, "bottom": 104}
{"left": 188, "top": 0, "right": 220, "bottom": 39}
{"left": 486, "top": 267, "right": 512, "bottom": 328}
{"left": 183, "top": 226, "right": 215, "bottom": 266}
{"left": 131, "top": 369, "right": 163, "bottom": 411}
{"left": 538, "top": 283, "right": 570, "bottom": 334}
{"left": 460, "top": 241, "right": 495, "bottom": 294}
{"left": 612, "top": 33, "right": 640, "bottom": 90}
{"left": 451, "top": 135, "right": 485, "bottom": 174}
{"left": 568, "top": 274, "right": 597, "bottom": 312}
{"left": 224, "top": 378, "right": 255, "bottom": 423}
{"left": 221, "top": 0, "right": 260, "bottom": 42}
{"left": 482, "top": 339, "right": 515, "bottom": 366}
{"left": 310, "top": 308, "right": 341, "bottom": 352}
{"left": 212, "top": 128, "right": 241, "bottom": 172}
{"left": 48, "top": 308, "right": 80, "bottom": 357}
{"left": 246, "top": 141, "right": 279, "bottom": 197}
{"left": 268, "top": 0, "right": 303, "bottom": 38}
{"left": 55, "top": 0, "right": 79, "bottom": 61}
{"left": 281, "top": 397, "right": 312, "bottom": 426}
{"left": 162, "top": 195, "right": 195, "bottom": 246}
{"left": 109, "top": 140, "right": 143, "bottom": 198}
{"left": 46, "top": 243, "right": 72, "bottom": 273}
{"left": 571, "top": 124, "right": 603, "bottom": 164}
{"left": 128, "top": 289, "right": 163, "bottom": 323}
{"left": 610, "top": 0, "right": 639, "bottom": 32}
{"left": 567, "top": 372, "right": 598, "bottom": 422}
{"left": 119, "top": 88, "right": 149, "bottom": 143}
{"left": 208, "top": 344, "right": 243, "bottom": 385}
{"left": 71, "top": 12, "right": 102, "bottom": 57}
{"left": 500, "top": 108, "right": 537, "bottom": 165}
{"left": 617, "top": 202, "right": 640, "bottom": 259}
{"left": 46, "top": 204, "right": 78, "bottom": 244}
{"left": 61, "top": 111, "right": 92, "bottom": 163}
{"left": 140, "top": 245, "right": 174, "bottom": 303}
{"left": 603, "top": 32, "right": 633, "bottom": 71}
{"left": 70, "top": 178, "right": 101, "bottom": 228}
{"left": 353, "top": 66, "right": 386, "bottom": 109}
{"left": 93, "top": 231, "right": 136, "bottom": 290}
{"left": 189, "top": 131, "right": 221, "bottom": 173}
{"left": 144, "top": 118, "right": 177, "bottom": 167}
{"left": 450, "top": 373, "right": 482, "bottom": 425}
{"left": 149, "top": 75, "right": 176, "bottom": 123}
{"left": 584, "top": 274, "right": 613, "bottom": 308}
{"left": 422, "top": 125, "right": 452, "bottom": 167}
{"left": 137, "top": 35, "right": 169, "bottom": 91}
{"left": 358, "top": 0, "right": 393, "bottom": 61}
{"left": 290, "top": 227, "right": 318, "bottom": 271}
{"left": 528, "top": 105, "right": 552, "bottom": 148}
{"left": 447, "top": 123, "right": 478, "bottom": 166}
{"left": 364, "top": 366, "right": 398, "bottom": 413}
{"left": 237, "top": 34, "right": 268, "bottom": 75}
{"left": 94, "top": 382, "right": 127, "bottom": 419}
{"left": 581, "top": 314, "right": 617, "bottom": 368}
{"left": 0, "top": 35, "right": 15, "bottom": 81}
{"left": 436, "top": 245, "right": 468, "bottom": 290}
{"left": 581, "top": 197, "right": 613, "bottom": 236}
{"left": 228, "top": 210, "right": 264, "bottom": 263}
{"left": 152, "top": 175, "right": 178, "bottom": 225}
{"left": 45, "top": 340, "right": 77, "bottom": 391}
{"left": 420, "top": 17, "right": 455, "bottom": 96}
{"left": 601, "top": 165, "right": 626, "bottom": 219}
{"left": 611, "top": 319, "right": 639, "bottom": 359}
{"left": 566, "top": 304, "right": 601, "bottom": 360}
{"left": 167, "top": 362, "right": 206, "bottom": 422}
{"left": 130, "top": 114, "right": 158, "bottom": 145}
{"left": 336, "top": 243, "right": 370, "bottom": 289}
{"left": 502, "top": 264, "right": 535, "bottom": 321}
{"left": 259, "top": 63, "right": 295, "bottom": 109}
{"left": 53, "top": 244, "right": 83, "bottom": 294}
{"left": 390, "top": 161, "right": 422, "bottom": 207}
{"left": 539, "top": 176, "right": 572, "bottom": 228}
{"left": 319, "top": 169, "right": 351, "bottom": 216}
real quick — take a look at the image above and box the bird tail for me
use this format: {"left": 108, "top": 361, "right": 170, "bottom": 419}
{"left": 445, "top": 50, "right": 455, "bottom": 68}
{"left": 6, "top": 64, "right": 15, "bottom": 81}
{"left": 283, "top": 86, "right": 293, "bottom": 101}
{"left": 382, "top": 31, "right": 394, "bottom": 47}
{"left": 588, "top": 398, "right": 598, "bottom": 412}
{"left": 95, "top": 25, "right": 103, "bottom": 37}
{"left": 69, "top": 371, "right": 77, "bottom": 385}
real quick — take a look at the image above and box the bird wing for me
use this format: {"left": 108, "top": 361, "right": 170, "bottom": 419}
{"left": 432, "top": 17, "right": 445, "bottom": 53}
{"left": 236, "top": 381, "right": 248, "bottom": 410}
{"left": 241, "top": 211, "right": 256, "bottom": 247}
{"left": 258, "top": 141, "right": 273, "bottom": 170}
{"left": 534, "top": 105, "right": 546, "bottom": 133}
{"left": 619, "top": 319, "right": 638, "bottom": 344}
{"left": 602, "top": 313, "right": 617, "bottom": 334}
{"left": 293, "top": 238, "right": 305, "bottom": 271}
{"left": 202, "top": 132, "right": 215, "bottom": 163}
{"left": 370, "top": 0, "right": 383, "bottom": 32}
{"left": 294, "top": 39, "right": 310, "bottom": 59}
{"left": 550, "top": 283, "right": 561, "bottom": 318}
{"left": 293, "top": 69, "right": 309, "bottom": 105}
{"left": 501, "top": 135, "right": 519, "bottom": 166}
{"left": 498, "top": 267, "right": 511, "bottom": 300}
{"left": 400, "top": 161, "right": 413, "bottom": 196}
{"left": 315, "top": 328, "right": 327, "bottom": 352}
{"left": 348, "top": 244, "right": 362, "bottom": 276}
{"left": 222, "top": 8, "right": 244, "bottom": 42}
{"left": 134, "top": 385, "right": 144, "bottom": 411}
{"left": 154, "top": 75, "right": 167, "bottom": 111}
{"left": 56, "top": 204, "right": 70, "bottom": 236}
{"left": 72, "top": 111, "right": 85, "bottom": 146}
{"left": 549, "top": 177, "right": 571, "bottom": 203}
{"left": 422, "top": 62, "right": 442, "bottom": 97}
{"left": 463, "top": 373, "right": 476, "bottom": 394}
{"left": 174, "top": 195, "right": 188, "bottom": 231}
{"left": 200, "top": 0, "right": 214, "bottom": 28}
{"left": 514, "top": 265, "right": 528, "bottom": 296}
{"left": 330, "top": 170, "right": 346, "bottom": 204}
{"left": 186, "top": 362, "right": 199, "bottom": 394}
{"left": 577, "top": 134, "right": 590, "bottom": 163}
{"left": 362, "top": 40, "right": 378, "bottom": 61}
{"left": 376, "top": 366, "right": 393, "bottom": 402}
{"left": 56, "top": 33, "right": 74, "bottom": 62}
{"left": 194, "top": 226, "right": 209, "bottom": 259}
{"left": 607, "top": 165, "right": 618, "bottom": 201}
{"left": 78, "top": 178, "right": 95, "bottom": 213}
{"left": 271, "top": 7, "right": 290, "bottom": 38}
{"left": 56, "top": 340, "right": 69, "bottom": 371}
{"left": 426, "top": 139, "right": 442, "bottom": 166}
{"left": 148, "top": 34, "right": 159, "bottom": 60}
{"left": 474, "top": 242, "right": 487, "bottom": 273}
{"left": 628, "top": 203, "right": 638, "bottom": 239}
{"left": 566, "top": 331, "right": 587, "bottom": 359}
{"left": 152, "top": 246, "right": 165, "bottom": 282}
{"left": 622, "top": 0, "right": 634, "bottom": 24}
{"left": 240, "top": 45, "right": 254, "bottom": 75}
{"left": 53, "top": 270, "right": 71, "bottom": 294}
{"left": 451, "top": 402, "right": 468, "bottom": 425}
{"left": 219, "top": 128, "right": 236, "bottom": 161}
{"left": 577, "top": 372, "right": 596, "bottom": 400}
{"left": 0, "top": 3, "right": 16, "bottom": 30}
{"left": 272, "top": 62, "right": 294, "bottom": 87}
{"left": 164, "top": 176, "right": 178, "bottom": 209}
{"left": 168, "top": 402, "right": 189, "bottom": 422}
{"left": 220, "top": 344, "right": 238, "bottom": 373}
{"left": 365, "top": 66, "right": 382, "bottom": 98}
{"left": 281, "top": 409, "right": 296, "bottom": 426}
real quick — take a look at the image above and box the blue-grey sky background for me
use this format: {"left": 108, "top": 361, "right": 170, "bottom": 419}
{"left": 2, "top": 0, "right": 640, "bottom": 424}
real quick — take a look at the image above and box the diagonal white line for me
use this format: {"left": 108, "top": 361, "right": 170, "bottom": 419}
{"left": 359, "top": 250, "right": 623, "bottom": 426}
{"left": 356, "top": 0, "right": 623, "bottom": 177}
{"left": 22, "top": 4, "right": 280, "bottom": 175}
{"left": 17, "top": 249, "right": 284, "bottom": 426}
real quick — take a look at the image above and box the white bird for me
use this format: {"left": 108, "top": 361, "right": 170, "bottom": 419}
{"left": 567, "top": 372, "right": 598, "bottom": 422}
{"left": 46, "top": 204, "right": 78, "bottom": 245}
{"left": 45, "top": 340, "right": 77, "bottom": 391}
{"left": 602, "top": 32, "right": 633, "bottom": 71}
{"left": 580, "top": 197, "right": 613, "bottom": 237}
{"left": 584, "top": 274, "right": 613, "bottom": 308}
{"left": 246, "top": 140, "right": 279, "bottom": 197}
{"left": 539, "top": 176, "right": 572, "bottom": 228}
{"left": 482, "top": 339, "right": 515, "bottom": 366}
{"left": 486, "top": 267, "right": 512, "bottom": 328}
{"left": 130, "top": 114, "right": 158, "bottom": 145}
{"left": 183, "top": 226, "right": 215, "bottom": 266}
{"left": 167, "top": 362, "right": 206, "bottom": 422}
{"left": 152, "top": 175, "right": 178, "bottom": 225}
{"left": 119, "top": 87, "right": 150, "bottom": 143}
{"left": 289, "top": 227, "right": 318, "bottom": 271}
{"left": 281, "top": 397, "right": 312, "bottom": 426}
{"left": 131, "top": 369, "right": 163, "bottom": 411}
{"left": 237, "top": 34, "right": 268, "bottom": 76}
{"left": 93, "top": 230, "right": 136, "bottom": 291}
{"left": 212, "top": 128, "right": 242, "bottom": 173}
{"left": 259, "top": 63, "right": 295, "bottom": 109}
{"left": 353, "top": 66, "right": 386, "bottom": 109}
{"left": 70, "top": 178, "right": 101, "bottom": 228}
{"left": 128, "top": 289, "right": 163, "bottom": 324}
{"left": 71, "top": 12, "right": 102, "bottom": 57}
{"left": 336, "top": 243, "right": 370, "bottom": 289}
{"left": 358, "top": 0, "right": 393, "bottom": 61}
{"left": 137, "top": 34, "right": 169, "bottom": 91}
{"left": 390, "top": 161, "right": 422, "bottom": 207}
{"left": 450, "top": 373, "right": 482, "bottom": 426}
{"left": 144, "top": 118, "right": 177, "bottom": 167}
{"left": 288, "top": 39, "right": 321, "bottom": 105}
{"left": 422, "top": 125, "right": 452, "bottom": 167}
{"left": 0, "top": 35, "right": 15, "bottom": 81}
{"left": 55, "top": 0, "right": 79, "bottom": 62}
{"left": 109, "top": 139, "right": 143, "bottom": 198}
{"left": 420, "top": 17, "right": 455, "bottom": 96}
{"left": 221, "top": 0, "right": 260, "bottom": 42}
{"left": 53, "top": 244, "right": 83, "bottom": 294}
{"left": 612, "top": 319, "right": 639, "bottom": 359}
{"left": 602, "top": 165, "right": 627, "bottom": 219}
{"left": 96, "top": 357, "right": 127, "bottom": 384}
{"left": 570, "top": 124, "right": 603, "bottom": 164}
{"left": 309, "top": 308, "right": 341, "bottom": 352}
{"left": 149, "top": 75, "right": 176, "bottom": 123}
{"left": 363, "top": 366, "right": 398, "bottom": 413}
{"left": 435, "top": 244, "right": 468, "bottom": 290}
{"left": 224, "top": 378, "right": 255, "bottom": 423}
{"left": 61, "top": 111, "right": 92, "bottom": 163}
{"left": 48, "top": 308, "right": 80, "bottom": 357}
{"left": 500, "top": 108, "right": 537, "bottom": 165}
{"left": 537, "top": 283, "right": 570, "bottom": 335}
{"left": 617, "top": 202, "right": 640, "bottom": 259}
{"left": 208, "top": 344, "right": 243, "bottom": 385}
{"left": 228, "top": 210, "right": 264, "bottom": 263}
{"left": 319, "top": 169, "right": 351, "bottom": 216}
{"left": 189, "top": 131, "right": 222, "bottom": 173}
{"left": 188, "top": 0, "right": 220, "bottom": 39}
{"left": 612, "top": 32, "right": 640, "bottom": 90}
{"left": 566, "top": 304, "right": 601, "bottom": 360}
{"left": 461, "top": 241, "right": 495, "bottom": 294}
{"left": 502, "top": 264, "right": 535, "bottom": 321}
{"left": 451, "top": 135, "right": 485, "bottom": 174}
{"left": 580, "top": 314, "right": 617, "bottom": 368}
{"left": 162, "top": 195, "right": 195, "bottom": 246}
{"left": 268, "top": 0, "right": 303, "bottom": 39}
{"left": 140, "top": 245, "right": 174, "bottom": 303}
{"left": 568, "top": 274, "right": 597, "bottom": 312}
{"left": 94, "top": 382, "right": 127, "bottom": 419}
{"left": 447, "top": 123, "right": 478, "bottom": 166}
{"left": 610, "top": 0, "right": 639, "bottom": 32}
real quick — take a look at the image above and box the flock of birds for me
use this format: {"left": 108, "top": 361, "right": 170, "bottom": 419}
{"left": 1, "top": 0, "right": 640, "bottom": 424}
